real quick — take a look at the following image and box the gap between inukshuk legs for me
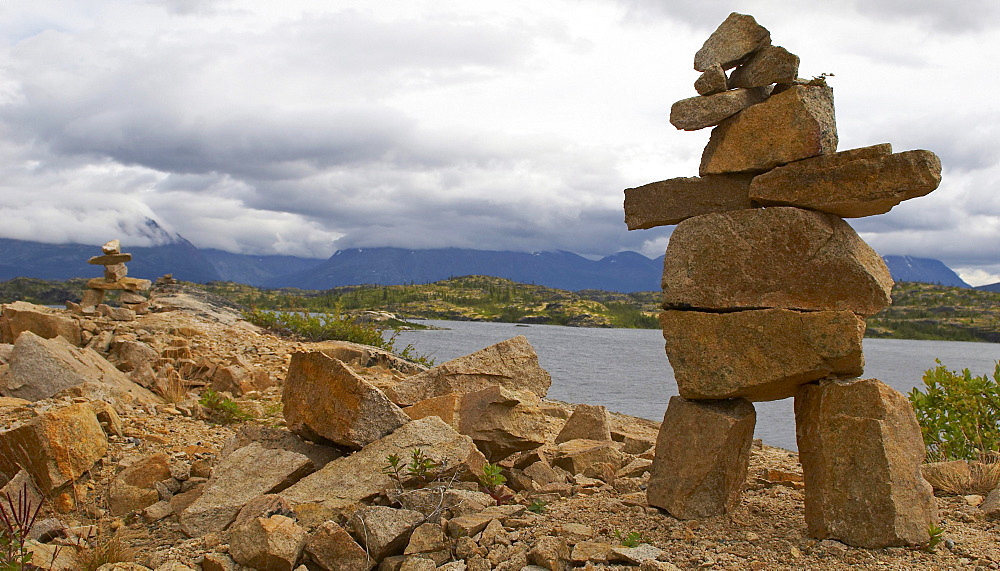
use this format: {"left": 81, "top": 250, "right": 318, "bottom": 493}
{"left": 69, "top": 239, "right": 152, "bottom": 319}
{"left": 624, "top": 13, "right": 941, "bottom": 548}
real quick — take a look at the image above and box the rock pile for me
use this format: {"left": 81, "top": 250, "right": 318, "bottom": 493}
{"left": 626, "top": 12, "right": 940, "bottom": 548}
{"left": 71, "top": 239, "right": 152, "bottom": 319}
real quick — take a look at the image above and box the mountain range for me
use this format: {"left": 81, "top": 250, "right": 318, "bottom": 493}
{"left": 0, "top": 237, "right": 986, "bottom": 293}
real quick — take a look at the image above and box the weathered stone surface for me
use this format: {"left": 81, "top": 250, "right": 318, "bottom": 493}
{"left": 795, "top": 378, "right": 937, "bottom": 548}
{"left": 385, "top": 336, "right": 551, "bottom": 406}
{"left": 179, "top": 442, "right": 313, "bottom": 537}
{"left": 350, "top": 506, "right": 425, "bottom": 562}
{"left": 552, "top": 439, "right": 623, "bottom": 476}
{"left": 102, "top": 239, "right": 121, "bottom": 254}
{"left": 229, "top": 514, "right": 307, "bottom": 571}
{"left": 3, "top": 331, "right": 159, "bottom": 404}
{"left": 981, "top": 486, "right": 1000, "bottom": 520}
{"left": 465, "top": 387, "right": 549, "bottom": 461}
{"left": 694, "top": 12, "right": 771, "bottom": 71}
{"left": 97, "top": 304, "right": 135, "bottom": 322}
{"left": 700, "top": 85, "right": 837, "bottom": 175}
{"left": 0, "top": 402, "right": 108, "bottom": 493}
{"left": 1, "top": 302, "right": 82, "bottom": 346}
{"left": 647, "top": 397, "right": 755, "bottom": 519}
{"left": 661, "top": 309, "right": 865, "bottom": 401}
{"left": 110, "top": 340, "right": 159, "bottom": 373}
{"left": 86, "top": 277, "right": 152, "bottom": 291}
{"left": 750, "top": 148, "right": 942, "bottom": 217}
{"left": 611, "top": 544, "right": 667, "bottom": 564}
{"left": 670, "top": 87, "right": 770, "bottom": 131}
{"left": 729, "top": 45, "right": 799, "bottom": 88}
{"left": 662, "top": 207, "right": 892, "bottom": 316}
{"left": 281, "top": 416, "right": 487, "bottom": 513}
{"left": 88, "top": 253, "right": 132, "bottom": 265}
{"left": 528, "top": 536, "right": 570, "bottom": 571}
{"left": 108, "top": 453, "right": 172, "bottom": 515}
{"left": 104, "top": 263, "right": 128, "bottom": 281}
{"left": 694, "top": 63, "right": 727, "bottom": 95}
{"left": 305, "top": 520, "right": 374, "bottom": 571}
{"left": 623, "top": 174, "right": 755, "bottom": 230}
{"left": 570, "top": 541, "right": 614, "bottom": 564}
{"left": 404, "top": 522, "right": 450, "bottom": 565}
{"left": 446, "top": 504, "right": 525, "bottom": 538}
{"left": 391, "top": 487, "right": 495, "bottom": 521}
{"left": 283, "top": 351, "right": 409, "bottom": 449}
{"left": 555, "top": 404, "right": 612, "bottom": 444}
{"left": 220, "top": 424, "right": 342, "bottom": 470}
{"left": 0, "top": 469, "right": 43, "bottom": 516}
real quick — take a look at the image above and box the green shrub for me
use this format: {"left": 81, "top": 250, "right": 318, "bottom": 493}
{"left": 242, "top": 306, "right": 434, "bottom": 367}
{"left": 908, "top": 360, "right": 1000, "bottom": 462}
{"left": 199, "top": 389, "right": 254, "bottom": 424}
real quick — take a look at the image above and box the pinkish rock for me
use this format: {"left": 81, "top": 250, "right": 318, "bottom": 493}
{"left": 728, "top": 45, "right": 799, "bottom": 88}
{"left": 623, "top": 174, "right": 754, "bottom": 230}
{"left": 795, "top": 378, "right": 937, "bottom": 548}
{"left": 661, "top": 207, "right": 892, "bottom": 316}
{"left": 694, "top": 13, "right": 771, "bottom": 71}
{"left": 700, "top": 85, "right": 837, "bottom": 175}
{"left": 0, "top": 301, "right": 82, "bottom": 346}
{"left": 670, "top": 87, "right": 770, "bottom": 131}
{"left": 647, "top": 397, "right": 755, "bottom": 519}
{"left": 661, "top": 309, "right": 865, "bottom": 402}
{"left": 749, "top": 147, "right": 942, "bottom": 218}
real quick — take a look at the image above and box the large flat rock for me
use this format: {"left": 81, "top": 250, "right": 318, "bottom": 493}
{"left": 700, "top": 85, "right": 837, "bottom": 175}
{"left": 179, "top": 442, "right": 314, "bottom": 537}
{"left": 280, "top": 416, "right": 487, "bottom": 513}
{"left": 750, "top": 146, "right": 942, "bottom": 217}
{"left": 795, "top": 378, "right": 937, "bottom": 548}
{"left": 661, "top": 207, "right": 892, "bottom": 316}
{"left": 2, "top": 331, "right": 159, "bottom": 404}
{"left": 647, "top": 397, "right": 755, "bottom": 519}
{"left": 624, "top": 174, "right": 754, "bottom": 229}
{"left": 661, "top": 309, "right": 865, "bottom": 401}
{"left": 385, "top": 336, "right": 551, "bottom": 407}
{"left": 0, "top": 301, "right": 81, "bottom": 346}
{"left": 0, "top": 402, "right": 108, "bottom": 494}
{"left": 283, "top": 351, "right": 410, "bottom": 449}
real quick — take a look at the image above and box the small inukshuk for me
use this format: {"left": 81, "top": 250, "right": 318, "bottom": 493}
{"left": 624, "top": 13, "right": 941, "bottom": 548}
{"left": 74, "top": 239, "right": 152, "bottom": 318}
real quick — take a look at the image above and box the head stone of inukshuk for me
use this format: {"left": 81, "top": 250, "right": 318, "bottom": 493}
{"left": 624, "top": 12, "right": 940, "bottom": 549}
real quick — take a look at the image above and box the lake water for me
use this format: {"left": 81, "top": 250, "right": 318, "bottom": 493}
{"left": 395, "top": 320, "right": 1000, "bottom": 451}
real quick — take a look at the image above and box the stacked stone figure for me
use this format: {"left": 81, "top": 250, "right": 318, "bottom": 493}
{"left": 625, "top": 13, "right": 940, "bottom": 548}
{"left": 74, "top": 239, "right": 152, "bottom": 316}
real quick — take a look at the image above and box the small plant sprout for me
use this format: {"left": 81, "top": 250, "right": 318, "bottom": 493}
{"left": 382, "top": 454, "right": 405, "bottom": 486}
{"left": 615, "top": 530, "right": 650, "bottom": 548}
{"left": 924, "top": 523, "right": 945, "bottom": 553}
{"left": 478, "top": 463, "right": 514, "bottom": 505}
{"left": 406, "top": 449, "right": 439, "bottom": 484}
{"left": 527, "top": 499, "right": 547, "bottom": 514}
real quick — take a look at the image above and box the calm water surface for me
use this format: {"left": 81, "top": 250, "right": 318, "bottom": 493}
{"left": 395, "top": 320, "right": 1000, "bottom": 451}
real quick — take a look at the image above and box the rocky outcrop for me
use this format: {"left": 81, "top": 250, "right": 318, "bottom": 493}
{"left": 0, "top": 301, "right": 82, "bottom": 346}
{"left": 283, "top": 350, "right": 410, "bottom": 449}
{"left": 385, "top": 336, "right": 551, "bottom": 406}
{"left": 0, "top": 402, "right": 108, "bottom": 494}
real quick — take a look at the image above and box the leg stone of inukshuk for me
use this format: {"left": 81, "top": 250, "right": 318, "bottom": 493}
{"left": 794, "top": 378, "right": 937, "bottom": 548}
{"left": 646, "top": 396, "right": 755, "bottom": 519}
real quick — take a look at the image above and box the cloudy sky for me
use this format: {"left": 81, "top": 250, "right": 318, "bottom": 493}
{"left": 1, "top": 1, "right": 998, "bottom": 284}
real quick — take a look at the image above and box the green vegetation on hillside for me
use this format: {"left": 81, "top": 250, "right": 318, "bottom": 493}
{"left": 4, "top": 276, "right": 1000, "bottom": 341}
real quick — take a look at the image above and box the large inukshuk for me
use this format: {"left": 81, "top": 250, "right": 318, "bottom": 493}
{"left": 625, "top": 13, "right": 939, "bottom": 548}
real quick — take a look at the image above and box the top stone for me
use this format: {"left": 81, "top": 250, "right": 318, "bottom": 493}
{"left": 102, "top": 240, "right": 121, "bottom": 255}
{"left": 694, "top": 13, "right": 771, "bottom": 72}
